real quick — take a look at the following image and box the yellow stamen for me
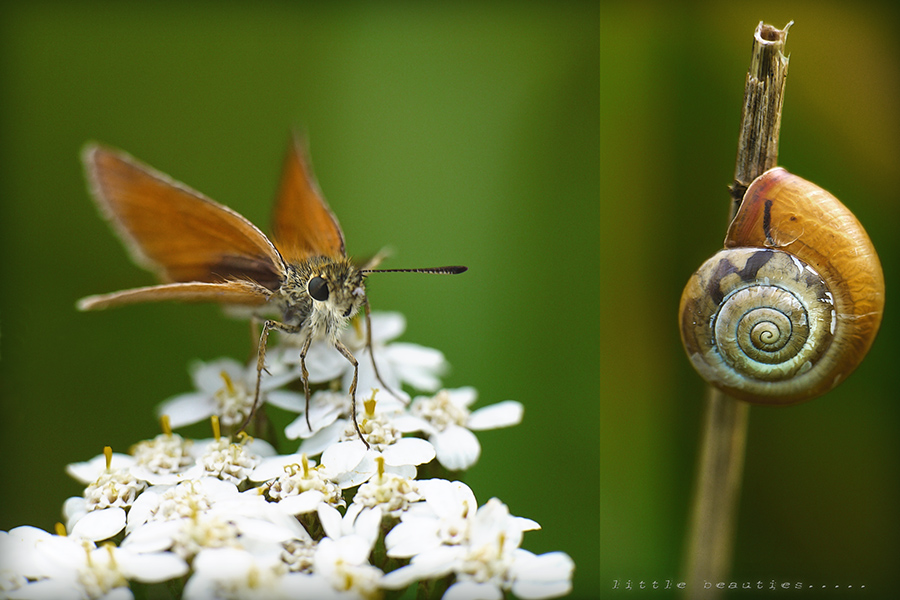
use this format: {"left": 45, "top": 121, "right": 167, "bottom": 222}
{"left": 160, "top": 414, "right": 172, "bottom": 436}
{"left": 301, "top": 454, "right": 310, "bottom": 477}
{"left": 375, "top": 455, "right": 385, "bottom": 480}
{"left": 210, "top": 415, "right": 221, "bottom": 440}
{"left": 103, "top": 542, "right": 118, "bottom": 567}
{"left": 54, "top": 522, "right": 67, "bottom": 536}
{"left": 219, "top": 370, "right": 236, "bottom": 396}
{"left": 104, "top": 446, "right": 113, "bottom": 471}
{"left": 364, "top": 389, "right": 378, "bottom": 417}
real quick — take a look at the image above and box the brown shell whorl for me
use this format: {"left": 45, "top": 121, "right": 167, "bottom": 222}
{"left": 679, "top": 168, "right": 884, "bottom": 405}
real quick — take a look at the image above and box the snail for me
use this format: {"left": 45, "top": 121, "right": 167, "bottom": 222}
{"left": 679, "top": 167, "right": 884, "bottom": 405}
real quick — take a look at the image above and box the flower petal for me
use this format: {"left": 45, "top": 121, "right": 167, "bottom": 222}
{"left": 432, "top": 425, "right": 481, "bottom": 471}
{"left": 121, "top": 520, "right": 184, "bottom": 553}
{"left": 368, "top": 312, "right": 406, "bottom": 343}
{"left": 265, "top": 390, "right": 308, "bottom": 413}
{"left": 118, "top": 550, "right": 189, "bottom": 583}
{"left": 278, "top": 490, "right": 325, "bottom": 515}
{"left": 384, "top": 518, "right": 442, "bottom": 558}
{"left": 445, "top": 581, "right": 503, "bottom": 600}
{"left": 468, "top": 400, "right": 524, "bottom": 430}
{"left": 387, "top": 343, "right": 447, "bottom": 391}
{"left": 191, "top": 359, "right": 245, "bottom": 393}
{"left": 446, "top": 386, "right": 478, "bottom": 408}
{"left": 379, "top": 546, "right": 461, "bottom": 588}
{"left": 294, "top": 420, "right": 344, "bottom": 452}
{"left": 352, "top": 506, "right": 383, "bottom": 547}
{"left": 317, "top": 504, "right": 343, "bottom": 539}
{"left": 382, "top": 438, "right": 436, "bottom": 467}
{"left": 70, "top": 507, "right": 126, "bottom": 541}
{"left": 304, "top": 341, "right": 351, "bottom": 382}
{"left": 321, "top": 440, "right": 367, "bottom": 474}
{"left": 392, "top": 414, "right": 434, "bottom": 435}
{"left": 418, "top": 479, "right": 477, "bottom": 519}
{"left": 509, "top": 550, "right": 575, "bottom": 599}
{"left": 156, "top": 392, "right": 215, "bottom": 429}
{"left": 334, "top": 451, "right": 377, "bottom": 488}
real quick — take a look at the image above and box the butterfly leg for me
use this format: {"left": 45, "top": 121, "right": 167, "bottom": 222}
{"left": 297, "top": 336, "right": 313, "bottom": 430}
{"left": 363, "top": 301, "right": 402, "bottom": 403}
{"left": 239, "top": 319, "right": 300, "bottom": 433}
{"left": 333, "top": 340, "right": 369, "bottom": 448}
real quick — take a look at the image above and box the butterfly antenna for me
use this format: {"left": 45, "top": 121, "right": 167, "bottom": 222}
{"left": 361, "top": 265, "right": 467, "bottom": 275}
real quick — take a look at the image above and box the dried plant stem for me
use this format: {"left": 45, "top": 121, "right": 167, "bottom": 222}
{"left": 682, "top": 22, "right": 791, "bottom": 599}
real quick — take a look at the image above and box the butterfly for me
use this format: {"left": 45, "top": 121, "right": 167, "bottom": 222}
{"left": 78, "top": 135, "right": 466, "bottom": 444}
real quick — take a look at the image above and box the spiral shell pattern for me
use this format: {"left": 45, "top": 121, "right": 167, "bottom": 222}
{"left": 679, "top": 168, "right": 884, "bottom": 405}
{"left": 680, "top": 248, "right": 836, "bottom": 403}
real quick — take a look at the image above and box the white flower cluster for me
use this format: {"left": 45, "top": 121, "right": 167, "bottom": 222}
{"left": 0, "top": 313, "right": 573, "bottom": 600}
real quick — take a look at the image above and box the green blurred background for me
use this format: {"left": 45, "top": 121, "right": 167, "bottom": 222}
{"left": 601, "top": 1, "right": 899, "bottom": 599}
{"left": 0, "top": 2, "right": 599, "bottom": 597}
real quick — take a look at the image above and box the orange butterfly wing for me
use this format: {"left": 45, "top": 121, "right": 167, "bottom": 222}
{"left": 78, "top": 280, "right": 273, "bottom": 311}
{"left": 270, "top": 135, "right": 346, "bottom": 263}
{"left": 83, "top": 144, "right": 286, "bottom": 292}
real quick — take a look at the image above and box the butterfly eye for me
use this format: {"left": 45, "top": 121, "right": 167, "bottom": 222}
{"left": 308, "top": 276, "right": 329, "bottom": 302}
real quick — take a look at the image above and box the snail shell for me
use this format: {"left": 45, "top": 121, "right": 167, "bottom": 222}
{"left": 679, "top": 167, "right": 884, "bottom": 405}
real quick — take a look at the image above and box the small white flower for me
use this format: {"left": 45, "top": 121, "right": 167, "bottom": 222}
{"left": 125, "top": 477, "right": 237, "bottom": 533}
{"left": 253, "top": 454, "right": 344, "bottom": 514}
{"left": 288, "top": 389, "right": 406, "bottom": 451}
{"left": 297, "top": 392, "right": 435, "bottom": 488}
{"left": 82, "top": 469, "right": 146, "bottom": 511}
{"left": 353, "top": 457, "right": 422, "bottom": 517}
{"left": 182, "top": 433, "right": 275, "bottom": 485}
{"left": 130, "top": 431, "right": 195, "bottom": 485}
{"left": 381, "top": 493, "right": 570, "bottom": 600}
{"left": 66, "top": 451, "right": 136, "bottom": 486}
{"left": 63, "top": 447, "right": 146, "bottom": 541}
{"left": 312, "top": 537, "right": 383, "bottom": 600}
{"left": 313, "top": 504, "right": 384, "bottom": 600}
{"left": 384, "top": 479, "right": 479, "bottom": 559}
{"left": 169, "top": 514, "right": 241, "bottom": 559}
{"left": 396, "top": 388, "right": 523, "bottom": 471}
{"left": 158, "top": 358, "right": 306, "bottom": 430}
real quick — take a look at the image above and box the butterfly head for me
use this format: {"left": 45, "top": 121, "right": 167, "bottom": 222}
{"left": 280, "top": 256, "right": 366, "bottom": 338}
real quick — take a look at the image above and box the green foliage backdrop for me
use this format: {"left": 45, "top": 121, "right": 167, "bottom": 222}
{"left": 0, "top": 3, "right": 599, "bottom": 598}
